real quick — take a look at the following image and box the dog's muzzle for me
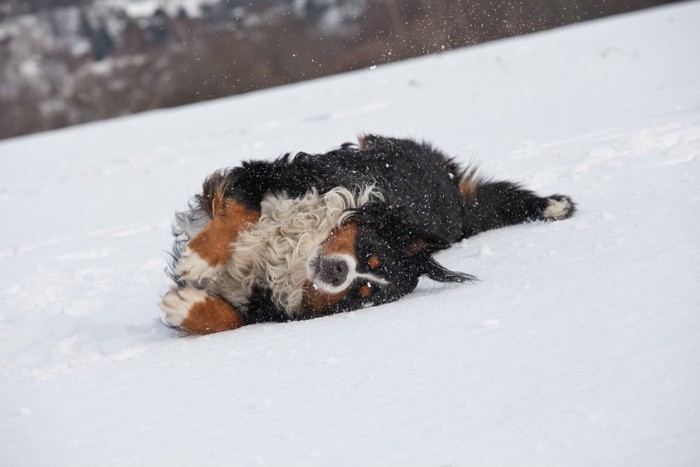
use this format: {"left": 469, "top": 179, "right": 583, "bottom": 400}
{"left": 315, "top": 256, "right": 349, "bottom": 287}
{"left": 306, "top": 250, "right": 356, "bottom": 292}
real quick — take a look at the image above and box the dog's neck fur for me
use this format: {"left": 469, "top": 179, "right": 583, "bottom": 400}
{"left": 198, "top": 186, "right": 382, "bottom": 317}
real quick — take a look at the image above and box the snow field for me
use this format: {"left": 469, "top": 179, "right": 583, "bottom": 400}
{"left": 1, "top": 2, "right": 699, "bottom": 465}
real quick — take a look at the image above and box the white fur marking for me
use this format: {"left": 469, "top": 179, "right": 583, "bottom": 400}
{"left": 159, "top": 287, "right": 208, "bottom": 327}
{"left": 543, "top": 197, "right": 572, "bottom": 220}
{"left": 175, "top": 247, "right": 225, "bottom": 282}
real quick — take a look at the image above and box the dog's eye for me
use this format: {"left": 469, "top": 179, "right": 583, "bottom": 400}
{"left": 359, "top": 282, "right": 373, "bottom": 299}
{"left": 367, "top": 255, "right": 381, "bottom": 269}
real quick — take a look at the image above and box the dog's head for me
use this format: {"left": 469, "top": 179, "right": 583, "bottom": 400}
{"left": 301, "top": 202, "right": 473, "bottom": 317}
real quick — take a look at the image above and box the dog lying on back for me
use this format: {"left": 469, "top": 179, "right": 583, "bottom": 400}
{"left": 160, "top": 135, "right": 575, "bottom": 334}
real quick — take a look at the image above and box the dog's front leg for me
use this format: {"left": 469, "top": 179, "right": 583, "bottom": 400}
{"left": 160, "top": 286, "right": 245, "bottom": 334}
{"left": 176, "top": 195, "right": 260, "bottom": 282}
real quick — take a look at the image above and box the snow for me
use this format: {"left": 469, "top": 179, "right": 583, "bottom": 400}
{"left": 1, "top": 2, "right": 699, "bottom": 465}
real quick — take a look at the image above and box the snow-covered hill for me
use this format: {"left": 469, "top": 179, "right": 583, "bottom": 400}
{"left": 1, "top": 2, "right": 699, "bottom": 465}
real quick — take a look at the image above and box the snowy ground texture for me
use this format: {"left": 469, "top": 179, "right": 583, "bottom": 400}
{"left": 1, "top": 3, "right": 699, "bottom": 465}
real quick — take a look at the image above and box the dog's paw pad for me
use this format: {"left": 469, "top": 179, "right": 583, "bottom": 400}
{"left": 159, "top": 287, "right": 208, "bottom": 328}
{"left": 542, "top": 195, "right": 575, "bottom": 221}
{"left": 175, "top": 247, "right": 224, "bottom": 282}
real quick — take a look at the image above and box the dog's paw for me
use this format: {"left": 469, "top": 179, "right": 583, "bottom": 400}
{"left": 175, "top": 246, "right": 224, "bottom": 282}
{"left": 159, "top": 286, "right": 208, "bottom": 328}
{"left": 542, "top": 195, "right": 576, "bottom": 221}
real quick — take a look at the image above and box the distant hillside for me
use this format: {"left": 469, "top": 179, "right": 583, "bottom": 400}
{"left": 0, "top": 0, "right": 677, "bottom": 140}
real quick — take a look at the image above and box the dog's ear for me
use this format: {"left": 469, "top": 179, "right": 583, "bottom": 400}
{"left": 404, "top": 232, "right": 450, "bottom": 256}
{"left": 357, "top": 206, "right": 449, "bottom": 253}
{"left": 420, "top": 256, "right": 474, "bottom": 283}
{"left": 353, "top": 208, "right": 452, "bottom": 257}
{"left": 405, "top": 233, "right": 475, "bottom": 283}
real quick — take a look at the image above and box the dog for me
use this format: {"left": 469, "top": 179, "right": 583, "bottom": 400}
{"left": 160, "top": 135, "right": 575, "bottom": 334}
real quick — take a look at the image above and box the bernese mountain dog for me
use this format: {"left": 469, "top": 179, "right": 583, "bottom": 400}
{"left": 160, "top": 135, "right": 575, "bottom": 334}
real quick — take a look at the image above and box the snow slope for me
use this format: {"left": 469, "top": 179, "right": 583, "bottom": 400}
{"left": 1, "top": 3, "right": 699, "bottom": 465}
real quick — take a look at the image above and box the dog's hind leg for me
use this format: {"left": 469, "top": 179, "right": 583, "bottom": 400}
{"left": 160, "top": 286, "right": 246, "bottom": 334}
{"left": 459, "top": 172, "right": 575, "bottom": 239}
{"left": 175, "top": 172, "right": 261, "bottom": 282}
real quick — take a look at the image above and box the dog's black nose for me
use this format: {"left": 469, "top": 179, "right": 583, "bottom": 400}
{"left": 317, "top": 256, "right": 349, "bottom": 287}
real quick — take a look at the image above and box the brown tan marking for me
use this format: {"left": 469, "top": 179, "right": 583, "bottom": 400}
{"left": 357, "top": 135, "right": 368, "bottom": 150}
{"left": 405, "top": 238, "right": 430, "bottom": 256}
{"left": 458, "top": 168, "right": 480, "bottom": 204}
{"left": 359, "top": 284, "right": 373, "bottom": 299}
{"left": 180, "top": 294, "right": 246, "bottom": 334}
{"left": 318, "top": 221, "right": 358, "bottom": 257}
{"left": 186, "top": 199, "right": 260, "bottom": 267}
{"left": 367, "top": 255, "right": 381, "bottom": 269}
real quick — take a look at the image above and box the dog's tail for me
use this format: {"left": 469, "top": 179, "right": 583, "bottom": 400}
{"left": 456, "top": 167, "right": 575, "bottom": 239}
